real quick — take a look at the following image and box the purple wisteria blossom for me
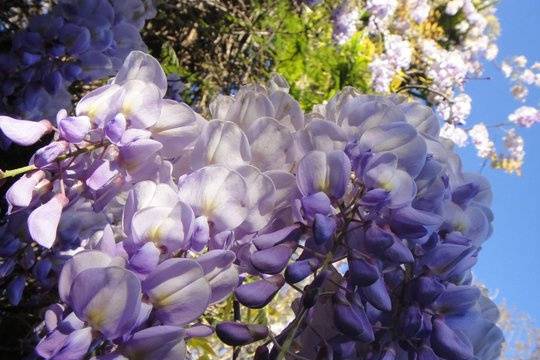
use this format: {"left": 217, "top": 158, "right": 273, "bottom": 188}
{"left": 0, "top": 52, "right": 503, "bottom": 359}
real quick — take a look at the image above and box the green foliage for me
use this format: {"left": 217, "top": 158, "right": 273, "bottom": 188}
{"left": 187, "top": 337, "right": 217, "bottom": 359}
{"left": 266, "top": 2, "right": 375, "bottom": 110}
{"left": 159, "top": 41, "right": 182, "bottom": 76}
{"left": 152, "top": 1, "right": 374, "bottom": 112}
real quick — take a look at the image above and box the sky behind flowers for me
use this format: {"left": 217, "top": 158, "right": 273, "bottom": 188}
{"left": 462, "top": 0, "right": 540, "bottom": 326}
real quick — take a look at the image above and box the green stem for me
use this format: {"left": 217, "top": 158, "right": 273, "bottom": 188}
{"left": 397, "top": 84, "right": 452, "bottom": 103}
{"left": 275, "top": 185, "right": 365, "bottom": 359}
{"left": 0, "top": 165, "right": 37, "bottom": 180}
{"left": 276, "top": 307, "right": 308, "bottom": 360}
{"left": 0, "top": 142, "right": 108, "bottom": 181}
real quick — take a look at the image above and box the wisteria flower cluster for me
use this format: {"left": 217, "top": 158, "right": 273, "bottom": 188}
{"left": 325, "top": 1, "right": 538, "bottom": 174}
{"left": 0, "top": 0, "right": 155, "bottom": 131}
{"left": 0, "top": 51, "right": 503, "bottom": 359}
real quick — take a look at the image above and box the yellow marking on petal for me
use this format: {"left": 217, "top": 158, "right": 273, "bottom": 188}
{"left": 202, "top": 197, "right": 216, "bottom": 217}
{"left": 147, "top": 225, "right": 162, "bottom": 245}
{"left": 454, "top": 222, "right": 466, "bottom": 233}
{"left": 87, "top": 308, "right": 106, "bottom": 328}
{"left": 122, "top": 98, "right": 134, "bottom": 117}
{"left": 379, "top": 181, "right": 394, "bottom": 192}
{"left": 317, "top": 176, "right": 329, "bottom": 193}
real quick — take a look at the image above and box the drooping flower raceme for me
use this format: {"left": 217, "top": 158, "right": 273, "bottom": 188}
{"left": 0, "top": 0, "right": 156, "bottom": 131}
{"left": 332, "top": 1, "right": 360, "bottom": 45}
{"left": 0, "top": 51, "right": 503, "bottom": 359}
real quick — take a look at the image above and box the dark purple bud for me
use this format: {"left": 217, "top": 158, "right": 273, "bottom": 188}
{"left": 250, "top": 244, "right": 294, "bottom": 274}
{"left": 384, "top": 238, "right": 414, "bottom": 263}
{"left": 313, "top": 214, "right": 336, "bottom": 245}
{"left": 452, "top": 182, "right": 479, "bottom": 208}
{"left": 313, "top": 269, "right": 331, "bottom": 287}
{"left": 431, "top": 285, "right": 480, "bottom": 315}
{"left": 301, "top": 192, "right": 332, "bottom": 219}
{"left": 360, "top": 188, "right": 390, "bottom": 208}
{"left": 399, "top": 304, "right": 423, "bottom": 337}
{"left": 361, "top": 277, "right": 392, "bottom": 312}
{"left": 22, "top": 51, "right": 41, "bottom": 66}
{"left": 420, "top": 312, "right": 433, "bottom": 337}
{"left": 0, "top": 258, "right": 16, "bottom": 278}
{"left": 431, "top": 318, "right": 474, "bottom": 360}
{"left": 365, "top": 223, "right": 394, "bottom": 253}
{"left": 234, "top": 275, "right": 284, "bottom": 308}
{"left": 210, "top": 230, "right": 235, "bottom": 250}
{"left": 49, "top": 44, "right": 65, "bottom": 57}
{"left": 412, "top": 276, "right": 445, "bottom": 306}
{"left": 391, "top": 206, "right": 442, "bottom": 228}
{"left": 302, "top": 283, "right": 320, "bottom": 309}
{"left": 416, "top": 345, "right": 439, "bottom": 360}
{"left": 215, "top": 322, "right": 269, "bottom": 346}
{"left": 316, "top": 343, "right": 334, "bottom": 360}
{"left": 333, "top": 291, "right": 374, "bottom": 342}
{"left": 383, "top": 267, "right": 405, "bottom": 291}
{"left": 63, "top": 63, "right": 82, "bottom": 81}
{"left": 389, "top": 221, "right": 427, "bottom": 240}
{"left": 330, "top": 336, "right": 357, "bottom": 359}
{"left": 7, "top": 275, "right": 26, "bottom": 305}
{"left": 34, "top": 141, "right": 69, "bottom": 168}
{"left": 44, "top": 71, "right": 63, "bottom": 93}
{"left": 20, "top": 246, "right": 36, "bottom": 269}
{"left": 33, "top": 258, "right": 53, "bottom": 284}
{"left": 253, "top": 225, "right": 302, "bottom": 250}
{"left": 348, "top": 256, "right": 379, "bottom": 287}
{"left": 254, "top": 345, "right": 270, "bottom": 360}
{"left": 422, "top": 244, "right": 476, "bottom": 276}
{"left": 0, "top": 235, "right": 22, "bottom": 257}
{"left": 285, "top": 258, "right": 319, "bottom": 284}
{"left": 60, "top": 24, "right": 90, "bottom": 55}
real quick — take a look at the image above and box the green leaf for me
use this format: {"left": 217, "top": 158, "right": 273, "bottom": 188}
{"left": 188, "top": 337, "right": 217, "bottom": 357}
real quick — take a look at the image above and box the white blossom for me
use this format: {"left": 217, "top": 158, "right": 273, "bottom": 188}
{"left": 407, "top": 0, "right": 430, "bottom": 23}
{"left": 508, "top": 106, "right": 540, "bottom": 128}
{"left": 504, "top": 128, "right": 525, "bottom": 162}
{"left": 468, "top": 123, "right": 495, "bottom": 158}
{"left": 440, "top": 123, "right": 468, "bottom": 147}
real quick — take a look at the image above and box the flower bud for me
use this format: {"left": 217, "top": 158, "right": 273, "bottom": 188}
{"left": 313, "top": 214, "right": 336, "bottom": 245}
{"left": 285, "top": 258, "right": 319, "bottom": 284}
{"left": 234, "top": 275, "right": 284, "bottom": 309}
{"left": 333, "top": 291, "right": 374, "bottom": 342}
{"left": 215, "top": 322, "right": 268, "bottom": 346}
{"left": 58, "top": 110, "right": 91, "bottom": 143}
{"left": 34, "top": 141, "right": 69, "bottom": 168}
{"left": 250, "top": 243, "right": 294, "bottom": 274}
{"left": 348, "top": 256, "right": 379, "bottom": 287}
{"left": 431, "top": 318, "right": 473, "bottom": 360}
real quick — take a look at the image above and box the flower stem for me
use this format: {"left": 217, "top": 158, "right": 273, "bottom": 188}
{"left": 276, "top": 307, "right": 308, "bottom": 360}
{"left": 0, "top": 141, "right": 108, "bottom": 181}
{"left": 0, "top": 165, "right": 38, "bottom": 180}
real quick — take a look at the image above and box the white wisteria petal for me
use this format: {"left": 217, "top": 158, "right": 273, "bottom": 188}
{"left": 246, "top": 117, "right": 295, "bottom": 171}
{"left": 177, "top": 165, "right": 249, "bottom": 231}
{"left": 236, "top": 165, "right": 276, "bottom": 233}
{"left": 191, "top": 120, "right": 251, "bottom": 170}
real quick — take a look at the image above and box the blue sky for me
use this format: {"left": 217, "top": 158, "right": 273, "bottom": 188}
{"left": 461, "top": 0, "right": 540, "bottom": 325}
